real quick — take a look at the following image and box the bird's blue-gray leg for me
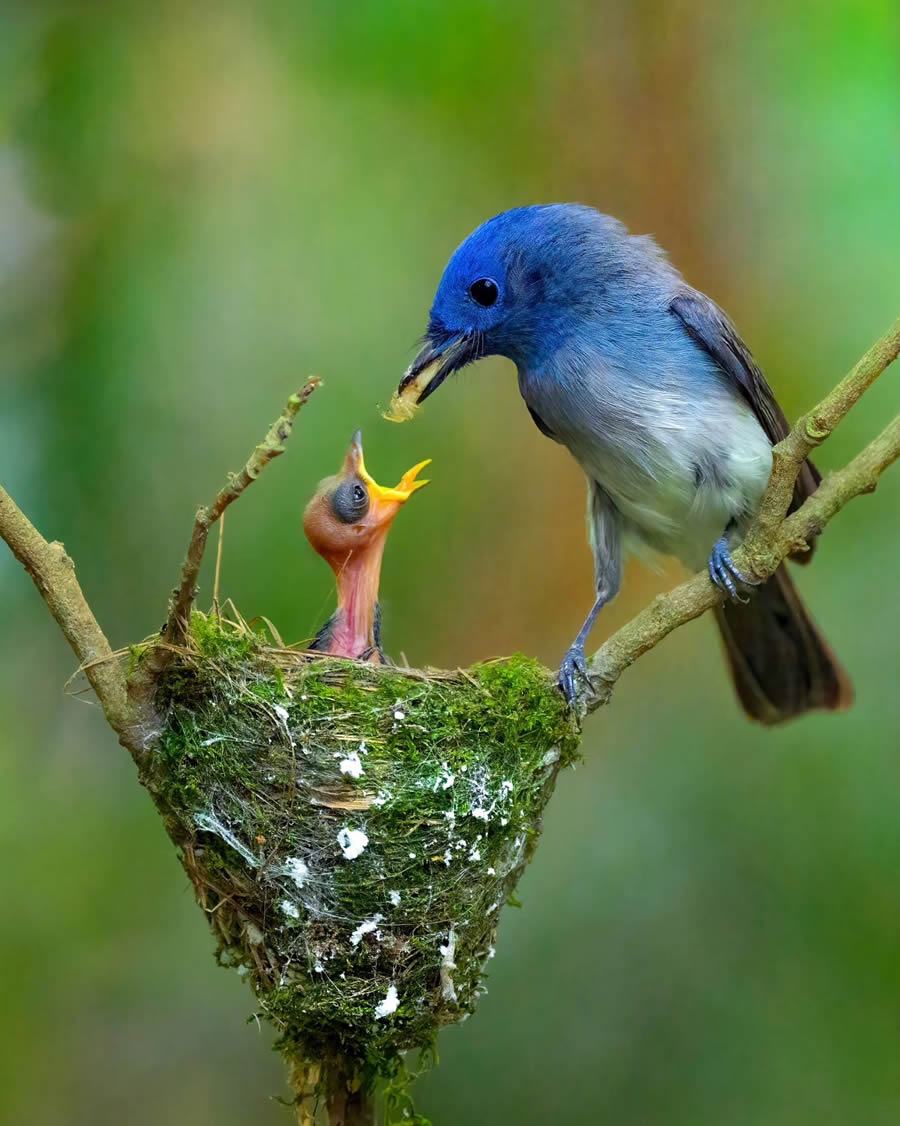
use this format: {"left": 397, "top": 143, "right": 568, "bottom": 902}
{"left": 707, "top": 522, "right": 760, "bottom": 602}
{"left": 558, "top": 592, "right": 610, "bottom": 705}
{"left": 558, "top": 482, "right": 623, "bottom": 706}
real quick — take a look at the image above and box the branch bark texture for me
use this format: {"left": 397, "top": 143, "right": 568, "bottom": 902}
{"left": 0, "top": 486, "right": 128, "bottom": 732}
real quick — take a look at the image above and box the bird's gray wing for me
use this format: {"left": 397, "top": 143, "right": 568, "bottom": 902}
{"left": 670, "top": 288, "right": 820, "bottom": 536}
{"left": 527, "top": 403, "right": 558, "bottom": 441}
{"left": 587, "top": 480, "right": 624, "bottom": 598}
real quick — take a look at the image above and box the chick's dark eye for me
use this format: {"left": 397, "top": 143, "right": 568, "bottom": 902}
{"left": 469, "top": 277, "right": 498, "bottom": 307}
{"left": 331, "top": 477, "right": 370, "bottom": 524}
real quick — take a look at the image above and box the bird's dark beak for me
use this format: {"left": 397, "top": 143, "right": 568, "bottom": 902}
{"left": 385, "top": 333, "right": 479, "bottom": 422}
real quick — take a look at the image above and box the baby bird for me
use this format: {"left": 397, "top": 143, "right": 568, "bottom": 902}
{"left": 303, "top": 430, "right": 429, "bottom": 661}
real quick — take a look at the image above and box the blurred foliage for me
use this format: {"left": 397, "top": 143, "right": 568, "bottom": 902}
{"left": 1, "top": 1, "right": 899, "bottom": 1123}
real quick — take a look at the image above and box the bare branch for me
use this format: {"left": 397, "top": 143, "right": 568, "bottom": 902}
{"left": 166, "top": 377, "right": 321, "bottom": 646}
{"left": 746, "top": 311, "right": 900, "bottom": 550}
{"left": 0, "top": 486, "right": 128, "bottom": 732}
{"left": 583, "top": 314, "right": 900, "bottom": 712}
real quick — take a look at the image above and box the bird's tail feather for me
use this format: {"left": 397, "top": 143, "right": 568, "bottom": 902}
{"left": 714, "top": 565, "right": 853, "bottom": 725}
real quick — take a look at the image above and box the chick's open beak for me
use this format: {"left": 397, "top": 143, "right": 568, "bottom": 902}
{"left": 344, "top": 430, "right": 430, "bottom": 511}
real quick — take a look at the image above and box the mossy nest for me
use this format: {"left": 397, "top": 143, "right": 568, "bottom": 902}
{"left": 141, "top": 613, "right": 580, "bottom": 1082}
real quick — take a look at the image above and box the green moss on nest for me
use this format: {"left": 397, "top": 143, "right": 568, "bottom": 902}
{"left": 145, "top": 612, "right": 580, "bottom": 1081}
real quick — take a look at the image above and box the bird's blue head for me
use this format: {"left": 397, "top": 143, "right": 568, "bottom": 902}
{"left": 397, "top": 204, "right": 625, "bottom": 406}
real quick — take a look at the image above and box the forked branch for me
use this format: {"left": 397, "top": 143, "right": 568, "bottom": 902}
{"left": 583, "top": 314, "right": 900, "bottom": 712}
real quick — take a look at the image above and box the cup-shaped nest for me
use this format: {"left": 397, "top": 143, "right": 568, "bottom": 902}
{"left": 144, "top": 614, "right": 579, "bottom": 1079}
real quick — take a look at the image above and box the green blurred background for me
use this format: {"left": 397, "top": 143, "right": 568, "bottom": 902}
{"left": 2, "top": 2, "right": 899, "bottom": 1123}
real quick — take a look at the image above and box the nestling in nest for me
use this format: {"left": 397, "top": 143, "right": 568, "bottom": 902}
{"left": 303, "top": 430, "right": 429, "bottom": 663}
{"left": 138, "top": 433, "right": 579, "bottom": 1100}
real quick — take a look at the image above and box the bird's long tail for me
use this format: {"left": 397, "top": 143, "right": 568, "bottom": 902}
{"left": 714, "top": 565, "right": 853, "bottom": 725}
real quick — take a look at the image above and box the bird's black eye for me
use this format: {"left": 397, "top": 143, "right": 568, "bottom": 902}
{"left": 468, "top": 277, "right": 498, "bottom": 307}
{"left": 331, "top": 477, "right": 370, "bottom": 524}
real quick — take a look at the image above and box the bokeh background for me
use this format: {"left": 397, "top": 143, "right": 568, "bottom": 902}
{"left": 2, "top": 3, "right": 899, "bottom": 1123}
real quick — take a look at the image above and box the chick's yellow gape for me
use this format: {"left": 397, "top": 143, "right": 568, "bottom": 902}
{"left": 303, "top": 430, "right": 429, "bottom": 661}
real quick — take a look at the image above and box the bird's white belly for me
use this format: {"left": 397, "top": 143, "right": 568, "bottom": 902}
{"left": 519, "top": 352, "right": 774, "bottom": 567}
{"left": 566, "top": 397, "right": 773, "bottom": 570}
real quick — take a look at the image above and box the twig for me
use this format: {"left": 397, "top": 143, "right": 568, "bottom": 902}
{"left": 213, "top": 510, "right": 226, "bottom": 618}
{"left": 0, "top": 486, "right": 129, "bottom": 733}
{"left": 583, "top": 314, "right": 900, "bottom": 712}
{"left": 167, "top": 377, "right": 321, "bottom": 647}
{"left": 122, "top": 379, "right": 321, "bottom": 741}
{"left": 745, "top": 311, "right": 900, "bottom": 551}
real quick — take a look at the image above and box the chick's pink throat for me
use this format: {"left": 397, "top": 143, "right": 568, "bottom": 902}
{"left": 325, "top": 534, "right": 389, "bottom": 658}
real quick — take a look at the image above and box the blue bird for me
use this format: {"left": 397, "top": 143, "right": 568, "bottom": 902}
{"left": 394, "top": 204, "right": 852, "bottom": 722}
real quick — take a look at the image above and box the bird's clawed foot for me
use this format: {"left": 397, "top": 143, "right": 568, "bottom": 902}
{"left": 557, "top": 643, "right": 596, "bottom": 707}
{"left": 707, "top": 537, "right": 760, "bottom": 603}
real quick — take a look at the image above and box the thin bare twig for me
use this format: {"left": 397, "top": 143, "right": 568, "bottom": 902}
{"left": 213, "top": 510, "right": 226, "bottom": 618}
{"left": 582, "top": 314, "right": 900, "bottom": 712}
{"left": 167, "top": 377, "right": 321, "bottom": 646}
